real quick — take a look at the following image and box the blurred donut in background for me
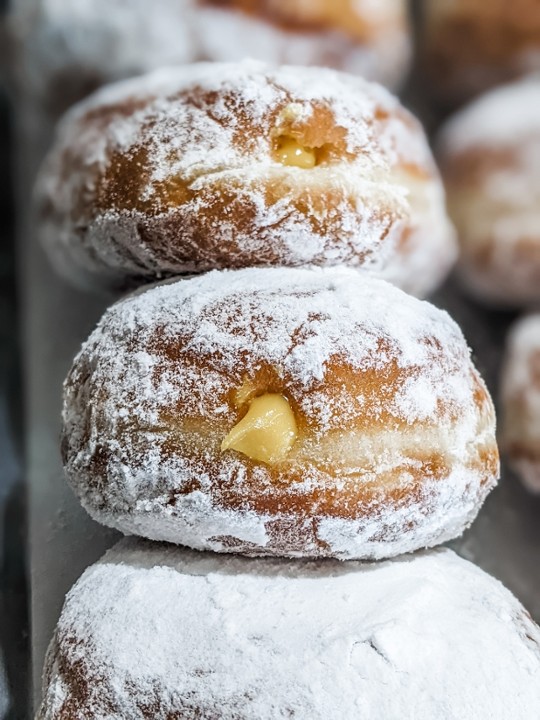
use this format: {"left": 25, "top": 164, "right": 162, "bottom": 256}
{"left": 6, "top": 0, "right": 195, "bottom": 115}
{"left": 421, "top": 0, "right": 540, "bottom": 107}
{"left": 501, "top": 314, "right": 540, "bottom": 493}
{"left": 194, "top": 0, "right": 411, "bottom": 90}
{"left": 438, "top": 78, "right": 540, "bottom": 308}
{"left": 6, "top": 0, "right": 411, "bottom": 118}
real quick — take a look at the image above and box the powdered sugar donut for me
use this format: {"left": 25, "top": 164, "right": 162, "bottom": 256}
{"left": 422, "top": 0, "right": 540, "bottom": 106}
{"left": 6, "top": 0, "right": 195, "bottom": 115}
{"left": 37, "top": 540, "right": 540, "bottom": 719}
{"left": 501, "top": 314, "right": 540, "bottom": 492}
{"left": 438, "top": 78, "right": 540, "bottom": 307}
{"left": 62, "top": 267, "right": 498, "bottom": 560}
{"left": 195, "top": 0, "right": 411, "bottom": 90}
{"left": 35, "top": 60, "right": 456, "bottom": 296}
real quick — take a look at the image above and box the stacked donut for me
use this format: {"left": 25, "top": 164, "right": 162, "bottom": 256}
{"left": 34, "top": 61, "right": 540, "bottom": 718}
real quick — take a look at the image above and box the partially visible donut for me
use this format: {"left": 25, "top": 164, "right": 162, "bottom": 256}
{"left": 438, "top": 78, "right": 540, "bottom": 307}
{"left": 62, "top": 267, "right": 498, "bottom": 560}
{"left": 35, "top": 60, "right": 456, "bottom": 295}
{"left": 421, "top": 0, "right": 540, "bottom": 107}
{"left": 195, "top": 0, "right": 411, "bottom": 90}
{"left": 501, "top": 314, "right": 540, "bottom": 492}
{"left": 37, "top": 540, "right": 540, "bottom": 719}
{"left": 6, "top": 0, "right": 195, "bottom": 115}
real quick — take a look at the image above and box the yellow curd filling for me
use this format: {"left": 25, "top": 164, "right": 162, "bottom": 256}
{"left": 221, "top": 393, "right": 298, "bottom": 464}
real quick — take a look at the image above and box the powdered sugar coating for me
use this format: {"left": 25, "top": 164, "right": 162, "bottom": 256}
{"left": 439, "top": 78, "right": 540, "bottom": 307}
{"left": 38, "top": 541, "right": 540, "bottom": 719}
{"left": 62, "top": 267, "right": 498, "bottom": 559}
{"left": 35, "top": 60, "right": 455, "bottom": 296}
{"left": 501, "top": 314, "right": 540, "bottom": 492}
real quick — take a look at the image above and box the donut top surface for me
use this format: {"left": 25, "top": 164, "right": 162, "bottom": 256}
{"left": 39, "top": 540, "right": 540, "bottom": 719}
{"left": 67, "top": 267, "right": 481, "bottom": 435}
{"left": 52, "top": 58, "right": 431, "bottom": 177}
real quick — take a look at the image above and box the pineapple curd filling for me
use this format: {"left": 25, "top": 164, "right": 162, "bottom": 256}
{"left": 221, "top": 393, "right": 298, "bottom": 465}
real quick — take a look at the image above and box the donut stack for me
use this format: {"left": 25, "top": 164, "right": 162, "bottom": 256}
{"left": 34, "top": 61, "right": 540, "bottom": 718}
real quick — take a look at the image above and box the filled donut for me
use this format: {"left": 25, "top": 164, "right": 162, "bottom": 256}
{"left": 37, "top": 540, "right": 540, "bottom": 719}
{"left": 7, "top": 0, "right": 410, "bottom": 118}
{"left": 195, "top": 0, "right": 411, "bottom": 90}
{"left": 62, "top": 267, "right": 499, "bottom": 560}
{"left": 501, "top": 314, "right": 540, "bottom": 492}
{"left": 438, "top": 78, "right": 540, "bottom": 307}
{"left": 421, "top": 0, "right": 540, "bottom": 107}
{"left": 35, "top": 60, "right": 456, "bottom": 296}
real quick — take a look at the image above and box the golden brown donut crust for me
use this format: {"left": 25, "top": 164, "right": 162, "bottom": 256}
{"left": 61, "top": 268, "right": 498, "bottom": 559}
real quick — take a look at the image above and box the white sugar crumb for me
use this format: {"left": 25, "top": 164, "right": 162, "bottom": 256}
{"left": 38, "top": 542, "right": 540, "bottom": 719}
{"left": 62, "top": 268, "right": 497, "bottom": 559}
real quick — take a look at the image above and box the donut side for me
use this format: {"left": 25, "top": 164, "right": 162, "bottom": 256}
{"left": 501, "top": 314, "right": 540, "bottom": 492}
{"left": 35, "top": 61, "right": 453, "bottom": 295}
{"left": 62, "top": 268, "right": 499, "bottom": 559}
{"left": 37, "top": 541, "right": 540, "bottom": 719}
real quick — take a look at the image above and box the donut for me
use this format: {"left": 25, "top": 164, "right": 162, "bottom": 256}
{"left": 7, "top": 0, "right": 410, "bottom": 118}
{"left": 438, "top": 78, "right": 540, "bottom": 307}
{"left": 194, "top": 0, "right": 411, "bottom": 90}
{"left": 6, "top": 0, "right": 195, "bottom": 116}
{"left": 421, "top": 0, "right": 540, "bottom": 107}
{"left": 501, "top": 314, "right": 540, "bottom": 492}
{"left": 61, "top": 267, "right": 499, "bottom": 560}
{"left": 35, "top": 60, "right": 457, "bottom": 296}
{"left": 37, "top": 539, "right": 540, "bottom": 719}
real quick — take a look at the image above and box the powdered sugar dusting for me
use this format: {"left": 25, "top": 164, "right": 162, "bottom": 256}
{"left": 62, "top": 268, "right": 498, "bottom": 559}
{"left": 38, "top": 542, "right": 540, "bottom": 718}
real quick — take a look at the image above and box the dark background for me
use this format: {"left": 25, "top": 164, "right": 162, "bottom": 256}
{"left": 0, "top": 77, "right": 28, "bottom": 718}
